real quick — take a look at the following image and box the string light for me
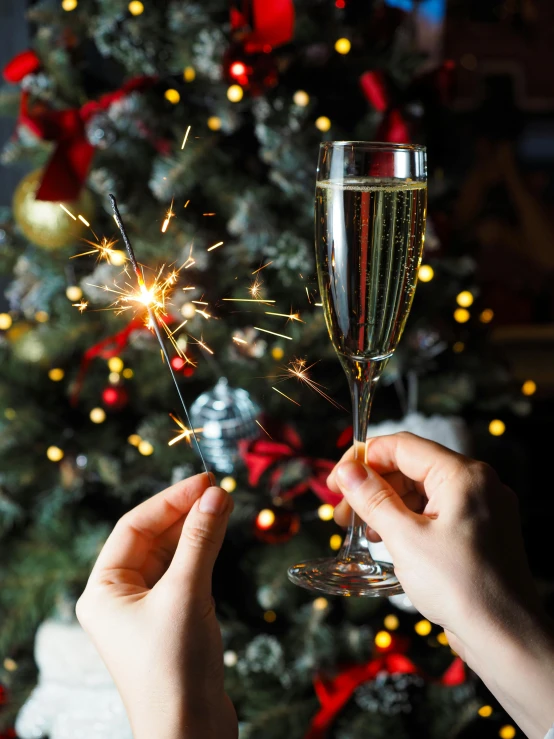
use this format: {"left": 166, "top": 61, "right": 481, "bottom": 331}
{"left": 48, "top": 368, "right": 64, "bottom": 381}
{"left": 128, "top": 0, "right": 144, "bottom": 14}
{"left": 272, "top": 346, "right": 284, "bottom": 360}
{"left": 35, "top": 311, "right": 49, "bottom": 323}
{"left": 264, "top": 610, "right": 277, "bottom": 623}
{"left": 122, "top": 368, "right": 134, "bottom": 379}
{"left": 3, "top": 658, "right": 17, "bottom": 672}
{"left": 227, "top": 84, "right": 244, "bottom": 102}
{"left": 109, "top": 371, "right": 120, "bottom": 384}
{"left": 453, "top": 341, "right": 465, "bottom": 353}
{"left": 128, "top": 434, "right": 141, "bottom": 446}
{"left": 522, "top": 380, "right": 536, "bottom": 396}
{"left": 478, "top": 705, "right": 493, "bottom": 718}
{"left": 183, "top": 66, "right": 196, "bottom": 82}
{"left": 47, "top": 446, "right": 64, "bottom": 462}
{"left": 414, "top": 619, "right": 432, "bottom": 636}
{"left": 138, "top": 440, "right": 154, "bottom": 456}
{"left": 181, "top": 302, "right": 196, "bottom": 318}
{"left": 315, "top": 116, "right": 331, "bottom": 132}
{"left": 256, "top": 509, "right": 275, "bottom": 529}
{"left": 109, "top": 249, "right": 127, "bottom": 266}
{"left": 317, "top": 503, "right": 334, "bottom": 521}
{"left": 223, "top": 650, "right": 238, "bottom": 667}
{"left": 220, "top": 476, "right": 237, "bottom": 493}
{"left": 207, "top": 116, "right": 222, "bottom": 131}
{"left": 334, "top": 37, "right": 351, "bottom": 54}
{"left": 489, "top": 419, "right": 506, "bottom": 437}
{"left": 90, "top": 407, "right": 106, "bottom": 424}
{"left": 418, "top": 264, "right": 434, "bottom": 282}
{"left": 0, "top": 313, "right": 13, "bottom": 330}
{"left": 480, "top": 308, "right": 494, "bottom": 323}
{"left": 329, "top": 533, "right": 342, "bottom": 550}
{"left": 66, "top": 286, "right": 83, "bottom": 301}
{"left": 499, "top": 726, "right": 516, "bottom": 739}
{"left": 61, "top": 0, "right": 77, "bottom": 10}
{"left": 165, "top": 89, "right": 180, "bottom": 104}
{"left": 383, "top": 614, "right": 399, "bottom": 630}
{"left": 454, "top": 308, "right": 470, "bottom": 323}
{"left": 108, "top": 357, "right": 124, "bottom": 373}
{"left": 456, "top": 290, "right": 474, "bottom": 307}
{"left": 313, "top": 597, "right": 328, "bottom": 610}
{"left": 375, "top": 631, "right": 392, "bottom": 648}
{"left": 293, "top": 90, "right": 310, "bottom": 107}
{"left": 437, "top": 632, "right": 449, "bottom": 646}
{"left": 4, "top": 409, "right": 16, "bottom": 420}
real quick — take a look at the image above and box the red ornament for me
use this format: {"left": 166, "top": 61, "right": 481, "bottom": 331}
{"left": 3, "top": 49, "right": 41, "bottom": 83}
{"left": 254, "top": 507, "right": 300, "bottom": 544}
{"left": 102, "top": 385, "right": 128, "bottom": 409}
{"left": 183, "top": 364, "right": 195, "bottom": 378}
{"left": 170, "top": 356, "right": 186, "bottom": 371}
{"left": 230, "top": 0, "right": 295, "bottom": 54}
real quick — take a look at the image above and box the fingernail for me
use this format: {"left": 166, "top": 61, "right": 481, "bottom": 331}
{"left": 336, "top": 461, "right": 369, "bottom": 492}
{"left": 199, "top": 486, "right": 228, "bottom": 515}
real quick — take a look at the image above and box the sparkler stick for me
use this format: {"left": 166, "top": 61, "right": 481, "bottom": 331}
{"left": 109, "top": 194, "right": 209, "bottom": 477}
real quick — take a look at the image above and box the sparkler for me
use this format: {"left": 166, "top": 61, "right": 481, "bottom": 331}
{"left": 109, "top": 194, "right": 209, "bottom": 475}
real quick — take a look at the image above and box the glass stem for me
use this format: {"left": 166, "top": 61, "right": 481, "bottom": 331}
{"left": 337, "top": 358, "right": 385, "bottom": 564}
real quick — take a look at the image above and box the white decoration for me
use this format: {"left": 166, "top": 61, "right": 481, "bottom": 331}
{"left": 16, "top": 619, "right": 132, "bottom": 739}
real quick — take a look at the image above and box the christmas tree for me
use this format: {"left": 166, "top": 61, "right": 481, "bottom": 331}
{"left": 0, "top": 1, "right": 525, "bottom": 737}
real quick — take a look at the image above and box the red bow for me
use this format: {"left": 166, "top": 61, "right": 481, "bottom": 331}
{"left": 3, "top": 49, "right": 41, "bottom": 83}
{"left": 305, "top": 652, "right": 466, "bottom": 739}
{"left": 230, "top": 0, "right": 295, "bottom": 53}
{"left": 239, "top": 426, "right": 340, "bottom": 506}
{"left": 360, "top": 71, "right": 410, "bottom": 143}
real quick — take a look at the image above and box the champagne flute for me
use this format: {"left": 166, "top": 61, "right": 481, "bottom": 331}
{"left": 288, "top": 142, "right": 427, "bottom": 596}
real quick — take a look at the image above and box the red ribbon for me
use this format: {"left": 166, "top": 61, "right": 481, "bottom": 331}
{"left": 360, "top": 71, "right": 410, "bottom": 143}
{"left": 230, "top": 0, "right": 295, "bottom": 53}
{"left": 239, "top": 428, "right": 340, "bottom": 506}
{"left": 3, "top": 49, "right": 41, "bottom": 83}
{"left": 305, "top": 652, "right": 466, "bottom": 739}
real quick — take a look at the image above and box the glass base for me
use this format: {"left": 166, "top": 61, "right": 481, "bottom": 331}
{"left": 287, "top": 556, "right": 404, "bottom": 597}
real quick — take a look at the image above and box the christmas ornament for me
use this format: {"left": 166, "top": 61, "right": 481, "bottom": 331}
{"left": 189, "top": 377, "right": 260, "bottom": 473}
{"left": 85, "top": 112, "right": 118, "bottom": 149}
{"left": 102, "top": 385, "right": 128, "bottom": 410}
{"left": 254, "top": 506, "right": 300, "bottom": 544}
{"left": 354, "top": 670, "right": 424, "bottom": 715}
{"left": 12, "top": 169, "right": 95, "bottom": 249}
{"left": 223, "top": 41, "right": 279, "bottom": 95}
{"left": 230, "top": 0, "right": 295, "bottom": 53}
{"left": 359, "top": 71, "right": 410, "bottom": 143}
{"left": 15, "top": 619, "right": 132, "bottom": 739}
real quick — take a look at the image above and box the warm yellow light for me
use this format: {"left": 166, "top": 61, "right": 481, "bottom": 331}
{"left": 4, "top": 408, "right": 16, "bottom": 420}
{"left": 122, "top": 367, "right": 134, "bottom": 379}
{"left": 66, "top": 285, "right": 83, "bottom": 302}
{"left": 181, "top": 302, "right": 196, "bottom": 318}
{"left": 183, "top": 66, "right": 196, "bottom": 82}
{"left": 109, "top": 249, "right": 126, "bottom": 266}
{"left": 384, "top": 614, "right": 399, "bottom": 631}
{"left": 128, "top": 434, "right": 142, "bottom": 447}
{"left": 453, "top": 341, "right": 465, "bottom": 353}
{"left": 220, "top": 476, "right": 237, "bottom": 493}
{"left": 329, "top": 533, "right": 342, "bottom": 550}
{"left": 375, "top": 631, "right": 392, "bottom": 648}
{"left": 499, "top": 726, "right": 516, "bottom": 739}
{"left": 207, "top": 116, "right": 222, "bottom": 131}
{"left": 3, "top": 658, "right": 17, "bottom": 672}
{"left": 315, "top": 116, "right": 331, "bottom": 132}
{"left": 61, "top": 0, "right": 77, "bottom": 10}
{"left": 489, "top": 419, "right": 506, "bottom": 437}
{"left": 437, "top": 632, "right": 449, "bottom": 646}
{"left": 138, "top": 440, "right": 154, "bottom": 456}
{"left": 109, "top": 371, "right": 120, "bottom": 384}
{"left": 293, "top": 90, "right": 310, "bottom": 107}
{"left": 313, "top": 597, "right": 328, "bottom": 611}
{"left": 418, "top": 264, "right": 434, "bottom": 282}
{"left": 0, "top": 313, "right": 12, "bottom": 330}
{"left": 454, "top": 308, "right": 470, "bottom": 323}
{"left": 456, "top": 290, "right": 474, "bottom": 307}
{"left": 108, "top": 356, "right": 124, "bottom": 373}
{"left": 35, "top": 311, "right": 49, "bottom": 323}
{"left": 478, "top": 705, "right": 493, "bottom": 718}
{"left": 48, "top": 368, "right": 65, "bottom": 382}
{"left": 90, "top": 407, "right": 106, "bottom": 424}
{"left": 522, "top": 380, "right": 536, "bottom": 396}
{"left": 227, "top": 84, "right": 244, "bottom": 102}
{"left": 128, "top": 0, "right": 144, "bottom": 15}
{"left": 165, "top": 88, "right": 180, "bottom": 104}
{"left": 271, "top": 346, "right": 285, "bottom": 361}
{"left": 480, "top": 308, "right": 494, "bottom": 323}
{"left": 318, "top": 503, "right": 334, "bottom": 521}
{"left": 257, "top": 509, "right": 275, "bottom": 529}
{"left": 415, "top": 619, "right": 432, "bottom": 636}
{"left": 334, "top": 37, "right": 351, "bottom": 54}
{"left": 264, "top": 610, "right": 277, "bottom": 623}
{"left": 47, "top": 446, "right": 64, "bottom": 462}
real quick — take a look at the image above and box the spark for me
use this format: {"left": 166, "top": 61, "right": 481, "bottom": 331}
{"left": 168, "top": 413, "right": 203, "bottom": 447}
{"left": 207, "top": 241, "right": 224, "bottom": 251}
{"left": 249, "top": 275, "right": 263, "bottom": 298}
{"left": 73, "top": 300, "right": 88, "bottom": 313}
{"left": 233, "top": 336, "right": 247, "bottom": 344}
{"left": 314, "top": 302, "right": 323, "bottom": 307}
{"left": 181, "top": 125, "right": 191, "bottom": 150}
{"left": 265, "top": 311, "right": 304, "bottom": 323}
{"left": 59, "top": 204, "right": 76, "bottom": 220}
{"left": 305, "top": 286, "right": 312, "bottom": 303}
{"left": 183, "top": 286, "right": 195, "bottom": 291}
{"left": 184, "top": 200, "right": 190, "bottom": 208}
{"left": 189, "top": 334, "right": 214, "bottom": 354}
{"left": 78, "top": 214, "right": 90, "bottom": 227}
{"left": 192, "top": 300, "right": 208, "bottom": 305}
{"left": 161, "top": 199, "right": 175, "bottom": 233}
{"left": 203, "top": 212, "right": 216, "bottom": 216}
{"left": 222, "top": 298, "right": 276, "bottom": 304}
{"left": 277, "top": 358, "right": 344, "bottom": 409}
{"left": 271, "top": 386, "right": 300, "bottom": 406}
{"left": 196, "top": 309, "right": 212, "bottom": 319}
{"left": 72, "top": 235, "right": 120, "bottom": 263}
{"left": 252, "top": 261, "right": 273, "bottom": 275}
{"left": 255, "top": 419, "right": 272, "bottom": 439}
{"left": 254, "top": 327, "right": 293, "bottom": 341}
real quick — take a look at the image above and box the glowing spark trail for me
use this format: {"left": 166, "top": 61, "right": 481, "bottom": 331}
{"left": 252, "top": 261, "right": 273, "bottom": 275}
{"left": 232, "top": 336, "right": 247, "bottom": 344}
{"left": 59, "top": 204, "right": 76, "bottom": 220}
{"left": 278, "top": 358, "right": 344, "bottom": 410}
{"left": 72, "top": 236, "right": 120, "bottom": 263}
{"left": 265, "top": 311, "right": 304, "bottom": 323}
{"left": 73, "top": 300, "right": 88, "bottom": 313}
{"left": 181, "top": 125, "right": 191, "bottom": 150}
{"left": 109, "top": 194, "right": 209, "bottom": 475}
{"left": 254, "top": 327, "right": 293, "bottom": 341}
{"left": 255, "top": 419, "right": 272, "bottom": 439}
{"left": 168, "top": 413, "right": 203, "bottom": 447}
{"left": 78, "top": 214, "right": 90, "bottom": 227}
{"left": 207, "top": 241, "right": 224, "bottom": 251}
{"left": 161, "top": 199, "right": 175, "bottom": 233}
{"left": 271, "top": 386, "right": 300, "bottom": 406}
{"left": 222, "top": 298, "right": 275, "bottom": 304}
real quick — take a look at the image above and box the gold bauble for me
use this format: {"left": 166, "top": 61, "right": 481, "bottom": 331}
{"left": 13, "top": 169, "right": 95, "bottom": 249}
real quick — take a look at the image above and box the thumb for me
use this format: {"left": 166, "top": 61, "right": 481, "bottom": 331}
{"left": 165, "top": 486, "right": 233, "bottom": 599}
{"left": 335, "top": 461, "right": 417, "bottom": 543}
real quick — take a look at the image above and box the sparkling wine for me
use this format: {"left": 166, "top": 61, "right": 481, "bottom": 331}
{"left": 316, "top": 178, "right": 427, "bottom": 360}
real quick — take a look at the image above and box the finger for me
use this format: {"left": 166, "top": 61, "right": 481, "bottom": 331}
{"left": 165, "top": 486, "right": 233, "bottom": 600}
{"left": 334, "top": 489, "right": 424, "bottom": 527}
{"left": 92, "top": 473, "right": 212, "bottom": 579}
{"left": 335, "top": 460, "right": 419, "bottom": 541}
{"left": 327, "top": 442, "right": 365, "bottom": 492}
